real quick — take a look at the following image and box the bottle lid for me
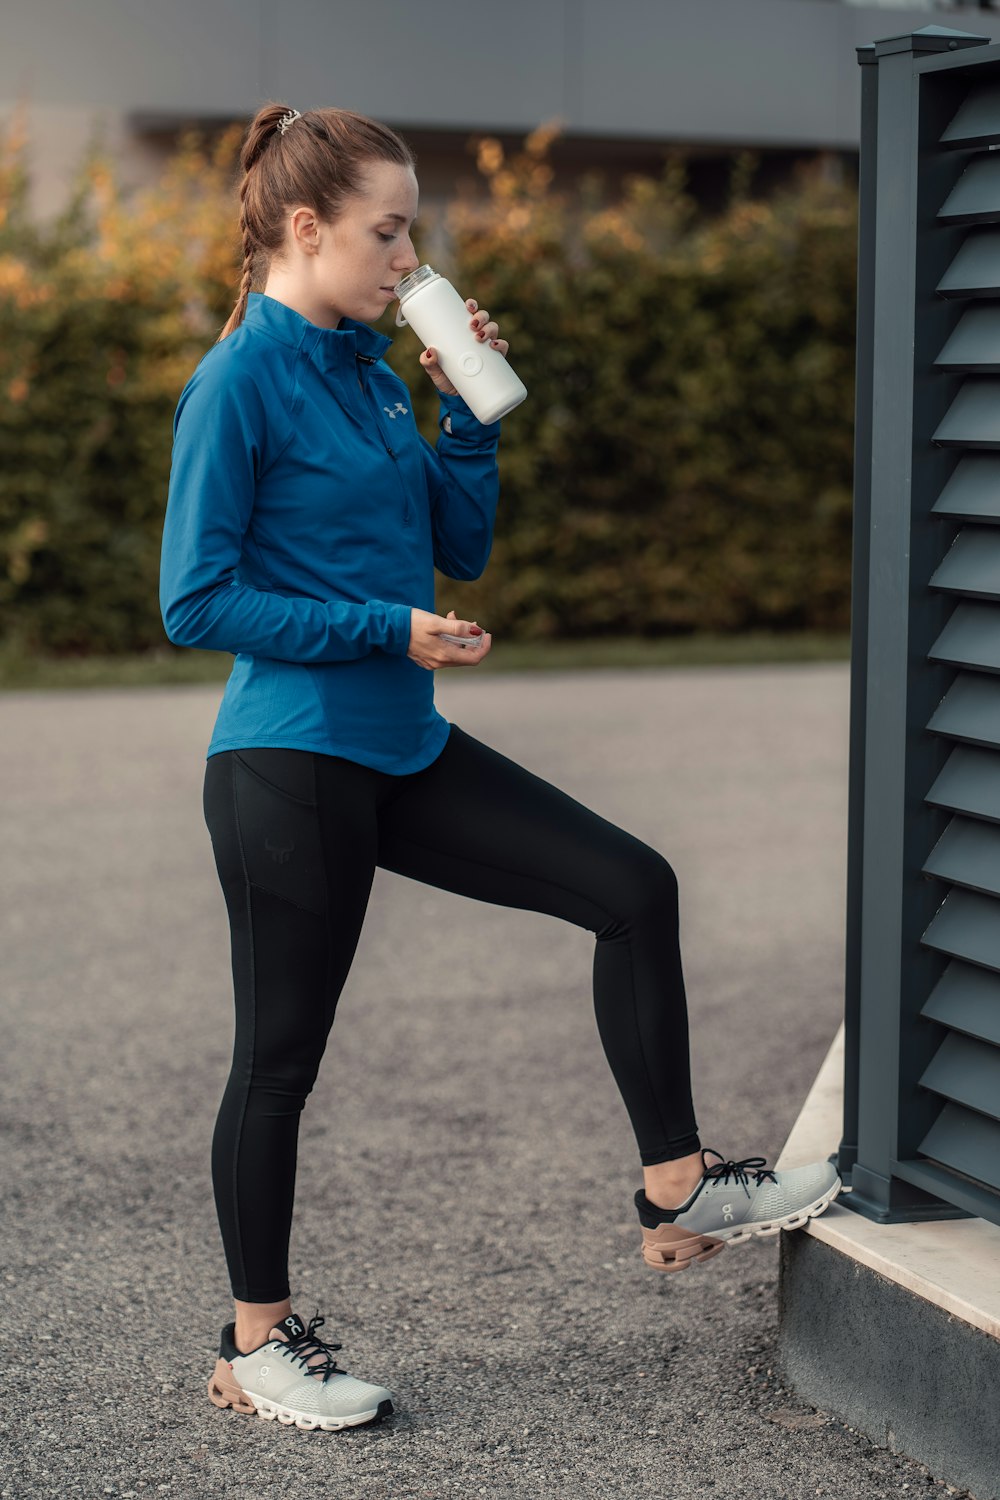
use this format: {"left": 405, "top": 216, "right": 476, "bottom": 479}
{"left": 393, "top": 264, "right": 437, "bottom": 299}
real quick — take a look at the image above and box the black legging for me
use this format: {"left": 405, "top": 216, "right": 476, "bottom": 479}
{"left": 202, "top": 722, "right": 700, "bottom": 1302}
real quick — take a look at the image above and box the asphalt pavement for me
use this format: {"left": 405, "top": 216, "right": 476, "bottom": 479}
{"left": 1, "top": 663, "right": 973, "bottom": 1499}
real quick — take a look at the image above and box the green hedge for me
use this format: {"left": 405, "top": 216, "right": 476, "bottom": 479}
{"left": 0, "top": 113, "right": 858, "bottom": 655}
{"left": 390, "top": 143, "right": 858, "bottom": 637}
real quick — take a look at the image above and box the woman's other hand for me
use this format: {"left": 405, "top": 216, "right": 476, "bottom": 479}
{"left": 406, "top": 607, "right": 492, "bottom": 670}
{"left": 419, "top": 298, "right": 510, "bottom": 395}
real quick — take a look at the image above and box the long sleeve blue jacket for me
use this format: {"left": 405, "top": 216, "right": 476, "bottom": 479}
{"left": 159, "top": 291, "right": 501, "bottom": 773}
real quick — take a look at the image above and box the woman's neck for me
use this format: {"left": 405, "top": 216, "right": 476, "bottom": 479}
{"left": 261, "top": 276, "right": 344, "bottom": 331}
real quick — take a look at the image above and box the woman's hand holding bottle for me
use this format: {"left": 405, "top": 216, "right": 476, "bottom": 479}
{"left": 406, "top": 607, "right": 492, "bottom": 670}
{"left": 418, "top": 299, "right": 508, "bottom": 397}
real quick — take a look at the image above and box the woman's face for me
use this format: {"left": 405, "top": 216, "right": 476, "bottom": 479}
{"left": 275, "top": 160, "right": 420, "bottom": 329}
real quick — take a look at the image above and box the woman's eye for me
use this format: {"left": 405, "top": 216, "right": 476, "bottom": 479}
{"left": 376, "top": 231, "right": 395, "bottom": 243}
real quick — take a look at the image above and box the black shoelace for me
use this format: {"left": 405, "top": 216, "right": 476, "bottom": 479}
{"left": 282, "top": 1313, "right": 345, "bottom": 1381}
{"left": 701, "top": 1149, "right": 777, "bottom": 1200}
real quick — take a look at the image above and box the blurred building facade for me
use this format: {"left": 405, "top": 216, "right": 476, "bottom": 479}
{"left": 3, "top": 0, "right": 999, "bottom": 221}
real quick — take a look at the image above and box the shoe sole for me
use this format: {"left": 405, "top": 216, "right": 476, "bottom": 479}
{"left": 639, "top": 1177, "right": 842, "bottom": 1271}
{"left": 207, "top": 1358, "right": 395, "bottom": 1431}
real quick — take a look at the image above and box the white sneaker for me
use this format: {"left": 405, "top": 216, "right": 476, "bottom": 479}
{"left": 207, "top": 1310, "right": 396, "bottom": 1431}
{"left": 635, "top": 1149, "right": 842, "bottom": 1272}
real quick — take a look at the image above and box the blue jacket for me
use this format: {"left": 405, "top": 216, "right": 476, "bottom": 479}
{"left": 159, "top": 291, "right": 501, "bottom": 773}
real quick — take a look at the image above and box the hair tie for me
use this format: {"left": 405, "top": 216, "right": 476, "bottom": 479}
{"left": 277, "top": 108, "right": 301, "bottom": 136}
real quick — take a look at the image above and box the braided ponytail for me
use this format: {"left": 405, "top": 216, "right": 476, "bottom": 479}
{"left": 215, "top": 101, "right": 415, "bottom": 343}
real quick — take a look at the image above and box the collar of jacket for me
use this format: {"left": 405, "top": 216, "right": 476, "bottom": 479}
{"left": 243, "top": 291, "right": 393, "bottom": 378}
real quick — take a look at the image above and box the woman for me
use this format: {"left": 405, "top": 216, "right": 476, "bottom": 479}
{"left": 158, "top": 101, "right": 841, "bottom": 1435}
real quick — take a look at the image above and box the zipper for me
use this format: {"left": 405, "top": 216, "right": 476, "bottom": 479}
{"left": 358, "top": 355, "right": 412, "bottom": 527}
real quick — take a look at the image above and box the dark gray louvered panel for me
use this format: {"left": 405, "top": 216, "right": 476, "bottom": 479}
{"left": 937, "top": 228, "right": 1000, "bottom": 298}
{"left": 933, "top": 378, "right": 1000, "bottom": 445}
{"left": 920, "top": 1030, "right": 1000, "bottom": 1117}
{"left": 935, "top": 306, "right": 1000, "bottom": 370}
{"left": 929, "top": 601, "right": 1000, "bottom": 672}
{"left": 922, "top": 888, "right": 1000, "bottom": 970}
{"left": 925, "top": 744, "right": 1000, "bottom": 820}
{"left": 940, "top": 81, "right": 1000, "bottom": 149}
{"left": 922, "top": 959, "right": 1000, "bottom": 1047}
{"left": 937, "top": 153, "right": 1000, "bottom": 224}
{"left": 923, "top": 814, "right": 1000, "bottom": 896}
{"left": 919, "top": 1101, "right": 1000, "bottom": 1192}
{"left": 932, "top": 454, "right": 1000, "bottom": 521}
{"left": 928, "top": 669, "right": 1000, "bottom": 747}
{"left": 929, "top": 526, "right": 1000, "bottom": 596}
{"left": 846, "top": 38, "right": 1000, "bottom": 1228}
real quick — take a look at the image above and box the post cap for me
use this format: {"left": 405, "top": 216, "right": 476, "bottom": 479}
{"left": 872, "top": 25, "right": 989, "bottom": 61}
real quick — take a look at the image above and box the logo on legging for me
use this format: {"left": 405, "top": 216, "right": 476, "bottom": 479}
{"left": 265, "top": 837, "right": 295, "bottom": 865}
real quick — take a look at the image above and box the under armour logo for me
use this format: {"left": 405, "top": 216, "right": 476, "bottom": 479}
{"left": 264, "top": 837, "right": 295, "bottom": 865}
{"left": 383, "top": 403, "right": 409, "bottom": 419}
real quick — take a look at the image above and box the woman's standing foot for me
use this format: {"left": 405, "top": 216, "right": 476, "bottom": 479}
{"left": 207, "top": 1310, "right": 396, "bottom": 1431}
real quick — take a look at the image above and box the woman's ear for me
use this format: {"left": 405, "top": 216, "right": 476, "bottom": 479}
{"left": 289, "top": 206, "right": 321, "bottom": 254}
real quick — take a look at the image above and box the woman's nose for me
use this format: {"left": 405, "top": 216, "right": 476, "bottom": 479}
{"left": 393, "top": 238, "right": 419, "bottom": 274}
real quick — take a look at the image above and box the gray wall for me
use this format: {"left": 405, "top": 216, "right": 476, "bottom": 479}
{"left": 5, "top": 0, "right": 997, "bottom": 148}
{"left": 4, "top": 1, "right": 998, "bottom": 219}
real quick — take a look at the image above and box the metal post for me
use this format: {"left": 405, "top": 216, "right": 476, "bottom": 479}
{"left": 838, "top": 43, "right": 879, "bottom": 1184}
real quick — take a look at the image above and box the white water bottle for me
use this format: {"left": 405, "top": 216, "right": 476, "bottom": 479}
{"left": 394, "top": 265, "right": 527, "bottom": 425}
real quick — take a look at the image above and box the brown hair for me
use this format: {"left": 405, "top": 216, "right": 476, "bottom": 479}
{"left": 216, "top": 102, "right": 416, "bottom": 342}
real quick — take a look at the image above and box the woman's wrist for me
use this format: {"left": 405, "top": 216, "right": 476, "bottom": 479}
{"left": 438, "top": 389, "right": 502, "bottom": 438}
